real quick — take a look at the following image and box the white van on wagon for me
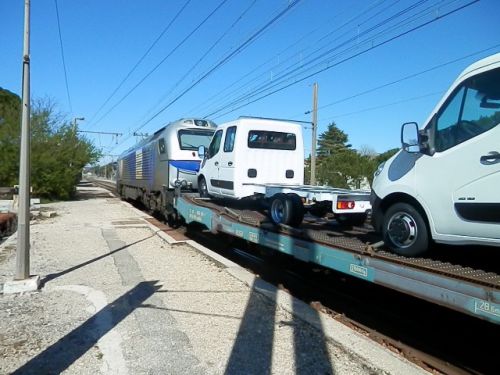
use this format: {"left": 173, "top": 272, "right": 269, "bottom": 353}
{"left": 197, "top": 117, "right": 304, "bottom": 199}
{"left": 371, "top": 53, "right": 500, "bottom": 257}
{"left": 197, "top": 116, "right": 372, "bottom": 227}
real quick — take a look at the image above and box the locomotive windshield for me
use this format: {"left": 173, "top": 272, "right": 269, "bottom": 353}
{"left": 178, "top": 129, "right": 214, "bottom": 150}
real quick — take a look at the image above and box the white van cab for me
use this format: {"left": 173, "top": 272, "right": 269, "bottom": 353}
{"left": 372, "top": 53, "right": 500, "bottom": 257}
{"left": 197, "top": 117, "right": 304, "bottom": 199}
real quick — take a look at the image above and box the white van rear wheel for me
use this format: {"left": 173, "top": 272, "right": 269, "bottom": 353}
{"left": 383, "top": 202, "right": 429, "bottom": 257}
{"left": 270, "top": 193, "right": 304, "bottom": 227}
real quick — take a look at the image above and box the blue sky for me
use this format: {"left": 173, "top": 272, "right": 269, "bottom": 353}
{"left": 1, "top": 0, "right": 499, "bottom": 164}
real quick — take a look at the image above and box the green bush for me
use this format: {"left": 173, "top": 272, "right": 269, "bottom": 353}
{"left": 0, "top": 88, "right": 100, "bottom": 199}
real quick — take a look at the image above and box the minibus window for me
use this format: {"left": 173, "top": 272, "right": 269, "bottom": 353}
{"left": 224, "top": 126, "right": 237, "bottom": 152}
{"left": 208, "top": 130, "right": 223, "bottom": 158}
{"left": 248, "top": 131, "right": 296, "bottom": 150}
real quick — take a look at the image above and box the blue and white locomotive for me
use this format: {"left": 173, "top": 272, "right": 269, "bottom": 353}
{"left": 117, "top": 118, "right": 216, "bottom": 215}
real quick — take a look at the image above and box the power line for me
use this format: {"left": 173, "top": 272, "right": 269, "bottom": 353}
{"left": 85, "top": 0, "right": 192, "bottom": 128}
{"left": 91, "top": 0, "right": 229, "bottom": 129}
{"left": 54, "top": 0, "right": 72, "bottom": 113}
{"left": 203, "top": 0, "right": 440, "bottom": 118}
{"left": 319, "top": 91, "right": 443, "bottom": 121}
{"left": 135, "top": 0, "right": 257, "bottom": 127}
{"left": 109, "top": 0, "right": 303, "bottom": 153}
{"left": 311, "top": 43, "right": 500, "bottom": 114}
{"left": 130, "top": 0, "right": 303, "bottom": 134}
{"left": 204, "top": 0, "right": 479, "bottom": 120}
{"left": 190, "top": 0, "right": 394, "bottom": 116}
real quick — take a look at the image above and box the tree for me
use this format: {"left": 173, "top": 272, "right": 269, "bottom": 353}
{"left": 0, "top": 88, "right": 21, "bottom": 186}
{"left": 312, "top": 121, "right": 401, "bottom": 189}
{"left": 317, "top": 122, "right": 350, "bottom": 156}
{"left": 0, "top": 89, "right": 101, "bottom": 199}
{"left": 315, "top": 122, "right": 358, "bottom": 187}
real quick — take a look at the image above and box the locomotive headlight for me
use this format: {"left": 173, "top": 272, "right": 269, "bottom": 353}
{"left": 374, "top": 161, "right": 386, "bottom": 178}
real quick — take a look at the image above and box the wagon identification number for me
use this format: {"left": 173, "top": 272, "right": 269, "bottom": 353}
{"left": 248, "top": 232, "right": 259, "bottom": 243}
{"left": 474, "top": 299, "right": 500, "bottom": 318}
{"left": 188, "top": 209, "right": 205, "bottom": 223}
{"left": 349, "top": 264, "right": 368, "bottom": 278}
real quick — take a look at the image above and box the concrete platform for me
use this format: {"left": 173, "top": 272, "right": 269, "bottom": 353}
{"left": 0, "top": 186, "right": 427, "bottom": 374}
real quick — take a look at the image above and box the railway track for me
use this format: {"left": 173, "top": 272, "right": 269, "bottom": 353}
{"left": 90, "top": 179, "right": 498, "bottom": 374}
{"left": 86, "top": 178, "right": 117, "bottom": 195}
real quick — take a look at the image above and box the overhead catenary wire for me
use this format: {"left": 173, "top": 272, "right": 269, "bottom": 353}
{"left": 190, "top": 0, "right": 397, "bottom": 116}
{"left": 91, "top": 0, "right": 229, "bottom": 129}
{"left": 202, "top": 0, "right": 446, "bottom": 119}
{"left": 204, "top": 0, "right": 479, "bottom": 120}
{"left": 319, "top": 91, "right": 443, "bottom": 121}
{"left": 309, "top": 43, "right": 500, "bottom": 115}
{"left": 135, "top": 0, "right": 258, "bottom": 128}
{"left": 112, "top": 0, "right": 303, "bottom": 151}
{"left": 85, "top": 0, "right": 192, "bottom": 128}
{"left": 54, "top": 0, "right": 73, "bottom": 113}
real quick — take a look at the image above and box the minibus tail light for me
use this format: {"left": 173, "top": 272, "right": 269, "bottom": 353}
{"left": 337, "top": 201, "right": 355, "bottom": 210}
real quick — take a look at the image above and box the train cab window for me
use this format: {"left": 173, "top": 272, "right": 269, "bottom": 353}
{"left": 178, "top": 129, "right": 214, "bottom": 150}
{"left": 208, "top": 130, "right": 223, "bottom": 159}
{"left": 224, "top": 126, "right": 237, "bottom": 152}
{"left": 158, "top": 138, "right": 166, "bottom": 154}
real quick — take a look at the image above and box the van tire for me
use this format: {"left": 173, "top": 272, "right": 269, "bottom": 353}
{"left": 286, "top": 193, "right": 304, "bottom": 227}
{"left": 270, "top": 193, "right": 304, "bottom": 227}
{"left": 383, "top": 202, "right": 429, "bottom": 257}
{"left": 198, "top": 177, "right": 209, "bottom": 198}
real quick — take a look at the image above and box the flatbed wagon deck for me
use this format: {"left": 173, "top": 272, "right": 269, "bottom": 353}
{"left": 175, "top": 193, "right": 500, "bottom": 324}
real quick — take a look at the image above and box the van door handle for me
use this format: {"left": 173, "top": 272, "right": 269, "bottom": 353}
{"left": 480, "top": 151, "right": 500, "bottom": 165}
{"left": 215, "top": 161, "right": 219, "bottom": 166}
{"left": 228, "top": 161, "right": 233, "bottom": 166}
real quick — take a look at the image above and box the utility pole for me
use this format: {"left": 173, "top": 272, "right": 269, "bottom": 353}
{"left": 15, "top": 0, "right": 31, "bottom": 280}
{"left": 310, "top": 82, "right": 318, "bottom": 186}
{"left": 73, "top": 117, "right": 85, "bottom": 130}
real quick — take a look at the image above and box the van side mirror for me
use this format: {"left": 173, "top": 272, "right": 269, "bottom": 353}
{"left": 401, "top": 122, "right": 420, "bottom": 153}
{"left": 197, "top": 145, "right": 206, "bottom": 159}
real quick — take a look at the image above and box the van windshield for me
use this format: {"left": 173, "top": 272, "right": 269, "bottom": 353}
{"left": 248, "top": 131, "right": 296, "bottom": 150}
{"left": 178, "top": 129, "right": 214, "bottom": 150}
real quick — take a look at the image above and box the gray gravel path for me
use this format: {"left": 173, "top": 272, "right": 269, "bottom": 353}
{"left": 0, "top": 186, "right": 426, "bottom": 374}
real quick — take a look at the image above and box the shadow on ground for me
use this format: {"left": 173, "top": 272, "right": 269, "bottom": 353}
{"left": 12, "top": 281, "right": 161, "bottom": 375}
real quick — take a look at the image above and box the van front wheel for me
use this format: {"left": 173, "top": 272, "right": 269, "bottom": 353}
{"left": 383, "top": 202, "right": 429, "bottom": 257}
{"left": 199, "top": 177, "right": 209, "bottom": 198}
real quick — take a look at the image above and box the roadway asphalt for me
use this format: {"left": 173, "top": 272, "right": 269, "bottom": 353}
{"left": 0, "top": 185, "right": 426, "bottom": 374}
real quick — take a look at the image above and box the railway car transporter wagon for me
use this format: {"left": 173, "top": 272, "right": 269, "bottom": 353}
{"left": 196, "top": 117, "right": 371, "bottom": 227}
{"left": 117, "top": 118, "right": 216, "bottom": 221}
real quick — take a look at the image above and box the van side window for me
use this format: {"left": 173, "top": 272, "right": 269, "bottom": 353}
{"left": 159, "top": 138, "right": 166, "bottom": 154}
{"left": 435, "top": 67, "right": 500, "bottom": 152}
{"left": 248, "top": 131, "right": 296, "bottom": 150}
{"left": 224, "top": 126, "right": 237, "bottom": 152}
{"left": 208, "top": 130, "right": 223, "bottom": 159}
